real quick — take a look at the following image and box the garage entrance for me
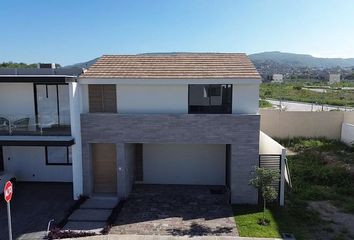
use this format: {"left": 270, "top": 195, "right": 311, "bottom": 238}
{"left": 141, "top": 144, "right": 226, "bottom": 186}
{"left": 0, "top": 146, "right": 3, "bottom": 171}
{"left": 92, "top": 143, "right": 117, "bottom": 194}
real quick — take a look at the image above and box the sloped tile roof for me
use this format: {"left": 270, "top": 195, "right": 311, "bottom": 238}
{"left": 81, "top": 53, "right": 261, "bottom": 79}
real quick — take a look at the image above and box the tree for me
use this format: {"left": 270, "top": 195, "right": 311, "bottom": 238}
{"left": 250, "top": 166, "right": 280, "bottom": 225}
{"left": 0, "top": 61, "right": 37, "bottom": 68}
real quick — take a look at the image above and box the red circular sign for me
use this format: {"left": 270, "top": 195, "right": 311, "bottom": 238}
{"left": 4, "top": 181, "right": 13, "bottom": 202}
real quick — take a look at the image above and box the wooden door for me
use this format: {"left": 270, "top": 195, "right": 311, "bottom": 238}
{"left": 92, "top": 143, "right": 117, "bottom": 193}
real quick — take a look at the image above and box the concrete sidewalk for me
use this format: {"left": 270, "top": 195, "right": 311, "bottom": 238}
{"left": 63, "top": 197, "right": 117, "bottom": 233}
{"left": 70, "top": 234, "right": 284, "bottom": 240}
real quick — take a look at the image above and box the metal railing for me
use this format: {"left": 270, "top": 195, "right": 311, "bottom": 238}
{"left": 0, "top": 114, "right": 71, "bottom": 136}
{"left": 284, "top": 157, "right": 292, "bottom": 188}
{"left": 259, "top": 154, "right": 282, "bottom": 204}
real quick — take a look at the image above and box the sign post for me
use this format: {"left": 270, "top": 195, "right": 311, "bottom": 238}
{"left": 4, "top": 181, "right": 13, "bottom": 240}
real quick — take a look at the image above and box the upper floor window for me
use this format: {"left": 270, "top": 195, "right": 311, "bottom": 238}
{"left": 188, "top": 84, "right": 232, "bottom": 114}
{"left": 35, "top": 83, "right": 71, "bottom": 135}
{"left": 88, "top": 85, "right": 117, "bottom": 113}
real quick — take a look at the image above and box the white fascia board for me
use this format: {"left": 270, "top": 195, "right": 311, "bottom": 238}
{"left": 0, "top": 75, "right": 76, "bottom": 78}
{"left": 78, "top": 78, "right": 261, "bottom": 85}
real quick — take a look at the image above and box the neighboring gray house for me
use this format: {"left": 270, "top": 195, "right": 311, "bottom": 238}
{"left": 272, "top": 73, "right": 284, "bottom": 83}
{"left": 0, "top": 65, "right": 82, "bottom": 182}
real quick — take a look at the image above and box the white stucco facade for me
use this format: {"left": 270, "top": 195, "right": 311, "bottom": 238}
{"left": 116, "top": 84, "right": 188, "bottom": 113}
{"left": 79, "top": 79, "right": 260, "bottom": 115}
{"left": 3, "top": 146, "right": 72, "bottom": 182}
{"left": 143, "top": 144, "right": 226, "bottom": 185}
{"left": 232, "top": 84, "right": 259, "bottom": 114}
{"left": 69, "top": 82, "right": 84, "bottom": 199}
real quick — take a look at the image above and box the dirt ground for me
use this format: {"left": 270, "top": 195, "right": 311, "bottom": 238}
{"left": 309, "top": 201, "right": 354, "bottom": 240}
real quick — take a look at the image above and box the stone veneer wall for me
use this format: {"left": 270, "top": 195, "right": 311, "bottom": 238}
{"left": 81, "top": 113, "right": 260, "bottom": 204}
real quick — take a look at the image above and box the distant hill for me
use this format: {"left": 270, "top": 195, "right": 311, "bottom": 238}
{"left": 64, "top": 58, "right": 98, "bottom": 69}
{"left": 249, "top": 51, "right": 354, "bottom": 69}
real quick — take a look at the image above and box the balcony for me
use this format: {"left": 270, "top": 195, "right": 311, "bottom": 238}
{"left": 0, "top": 114, "right": 71, "bottom": 136}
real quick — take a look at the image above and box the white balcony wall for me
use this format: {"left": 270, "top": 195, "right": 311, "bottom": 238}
{"left": 341, "top": 123, "right": 354, "bottom": 146}
{"left": 232, "top": 84, "right": 259, "bottom": 114}
{"left": 116, "top": 84, "right": 188, "bottom": 113}
{"left": 3, "top": 146, "right": 72, "bottom": 182}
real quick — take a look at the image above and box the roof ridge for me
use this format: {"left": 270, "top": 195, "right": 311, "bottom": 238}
{"left": 101, "top": 52, "right": 247, "bottom": 57}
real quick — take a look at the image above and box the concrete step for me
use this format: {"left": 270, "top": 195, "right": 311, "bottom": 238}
{"left": 81, "top": 198, "right": 118, "bottom": 209}
{"left": 63, "top": 221, "right": 105, "bottom": 233}
{"left": 68, "top": 209, "right": 112, "bottom": 222}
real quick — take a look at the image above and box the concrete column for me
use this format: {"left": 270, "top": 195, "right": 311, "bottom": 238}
{"left": 230, "top": 141, "right": 259, "bottom": 204}
{"left": 69, "top": 82, "right": 83, "bottom": 200}
{"left": 116, "top": 143, "right": 126, "bottom": 200}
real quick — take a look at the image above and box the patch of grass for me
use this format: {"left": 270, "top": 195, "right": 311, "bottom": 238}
{"left": 260, "top": 83, "right": 354, "bottom": 107}
{"left": 282, "top": 138, "right": 354, "bottom": 213}
{"left": 236, "top": 138, "right": 354, "bottom": 239}
{"left": 233, "top": 204, "right": 313, "bottom": 239}
{"left": 279, "top": 137, "right": 353, "bottom": 153}
{"left": 259, "top": 99, "right": 273, "bottom": 108}
{"left": 233, "top": 205, "right": 281, "bottom": 238}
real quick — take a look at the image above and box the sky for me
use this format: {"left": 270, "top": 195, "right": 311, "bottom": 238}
{"left": 1, "top": 0, "right": 354, "bottom": 65}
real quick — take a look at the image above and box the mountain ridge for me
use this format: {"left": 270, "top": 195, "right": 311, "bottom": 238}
{"left": 249, "top": 51, "right": 354, "bottom": 68}
{"left": 65, "top": 52, "right": 354, "bottom": 69}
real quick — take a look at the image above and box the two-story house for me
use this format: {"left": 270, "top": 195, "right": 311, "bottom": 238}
{"left": 0, "top": 65, "right": 82, "bottom": 183}
{"left": 68, "top": 53, "right": 269, "bottom": 204}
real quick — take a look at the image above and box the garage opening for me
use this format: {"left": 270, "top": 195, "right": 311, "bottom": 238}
{"left": 136, "top": 144, "right": 227, "bottom": 186}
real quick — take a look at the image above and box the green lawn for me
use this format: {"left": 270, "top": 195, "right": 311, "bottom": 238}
{"left": 280, "top": 138, "right": 354, "bottom": 213}
{"left": 233, "top": 205, "right": 281, "bottom": 238}
{"left": 233, "top": 204, "right": 312, "bottom": 239}
{"left": 259, "top": 99, "right": 273, "bottom": 108}
{"left": 260, "top": 83, "right": 354, "bottom": 107}
{"left": 234, "top": 138, "right": 354, "bottom": 239}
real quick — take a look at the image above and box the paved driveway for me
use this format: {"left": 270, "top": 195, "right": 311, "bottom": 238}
{"left": 0, "top": 182, "right": 74, "bottom": 240}
{"left": 110, "top": 185, "right": 238, "bottom": 237}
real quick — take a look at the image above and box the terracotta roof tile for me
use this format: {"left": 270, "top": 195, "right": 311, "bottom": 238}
{"left": 81, "top": 53, "right": 261, "bottom": 79}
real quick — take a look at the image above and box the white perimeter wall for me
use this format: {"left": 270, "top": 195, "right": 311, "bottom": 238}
{"left": 143, "top": 144, "right": 226, "bottom": 185}
{"left": 116, "top": 84, "right": 188, "bottom": 113}
{"left": 232, "top": 84, "right": 259, "bottom": 114}
{"left": 3, "top": 146, "right": 72, "bottom": 182}
{"left": 341, "top": 123, "right": 354, "bottom": 146}
{"left": 0, "top": 83, "right": 35, "bottom": 123}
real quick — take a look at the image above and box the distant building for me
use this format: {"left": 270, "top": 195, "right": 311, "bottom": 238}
{"left": 328, "top": 73, "right": 341, "bottom": 84}
{"left": 272, "top": 74, "right": 284, "bottom": 83}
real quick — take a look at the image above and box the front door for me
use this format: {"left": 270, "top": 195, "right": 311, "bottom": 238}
{"left": 92, "top": 143, "right": 117, "bottom": 194}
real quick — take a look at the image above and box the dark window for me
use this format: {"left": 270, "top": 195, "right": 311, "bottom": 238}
{"left": 89, "top": 85, "right": 117, "bottom": 113}
{"left": 188, "top": 84, "right": 232, "bottom": 114}
{"left": 45, "top": 146, "right": 72, "bottom": 165}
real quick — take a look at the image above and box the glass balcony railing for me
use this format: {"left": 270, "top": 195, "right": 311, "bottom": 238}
{"left": 0, "top": 114, "right": 71, "bottom": 136}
